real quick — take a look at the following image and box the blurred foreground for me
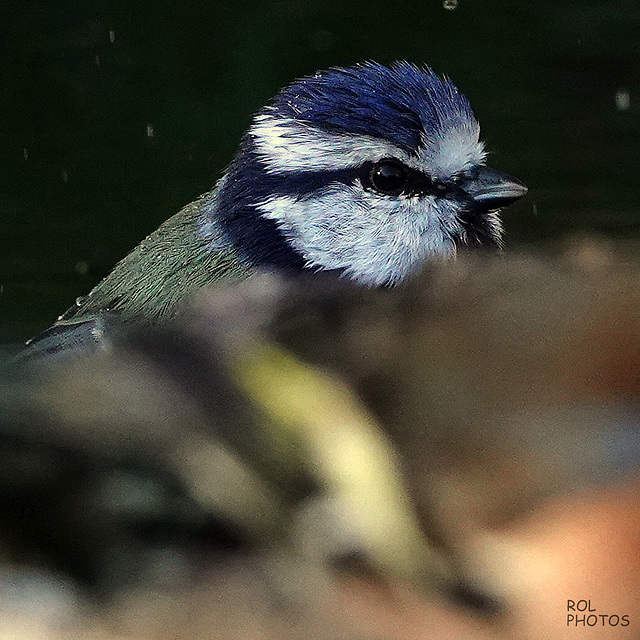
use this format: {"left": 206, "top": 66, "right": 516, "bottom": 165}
{"left": 1, "top": 237, "right": 640, "bottom": 639}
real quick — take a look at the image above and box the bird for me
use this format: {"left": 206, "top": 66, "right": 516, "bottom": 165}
{"left": 19, "top": 61, "right": 527, "bottom": 360}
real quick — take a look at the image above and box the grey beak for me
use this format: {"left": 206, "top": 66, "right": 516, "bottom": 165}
{"left": 458, "top": 166, "right": 528, "bottom": 209}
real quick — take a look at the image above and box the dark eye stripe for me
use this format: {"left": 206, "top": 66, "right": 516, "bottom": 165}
{"left": 360, "top": 159, "right": 446, "bottom": 197}
{"left": 251, "top": 154, "right": 448, "bottom": 200}
{"left": 256, "top": 167, "right": 362, "bottom": 199}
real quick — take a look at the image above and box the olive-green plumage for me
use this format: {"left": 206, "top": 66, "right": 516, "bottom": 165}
{"left": 61, "top": 187, "right": 250, "bottom": 327}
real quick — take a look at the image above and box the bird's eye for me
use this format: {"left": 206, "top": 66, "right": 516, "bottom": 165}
{"left": 367, "top": 159, "right": 409, "bottom": 195}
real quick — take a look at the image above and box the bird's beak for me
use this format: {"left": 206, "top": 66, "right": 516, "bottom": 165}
{"left": 458, "top": 167, "right": 528, "bottom": 209}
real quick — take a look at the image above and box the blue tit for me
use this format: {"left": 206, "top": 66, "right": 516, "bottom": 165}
{"left": 20, "top": 61, "right": 527, "bottom": 360}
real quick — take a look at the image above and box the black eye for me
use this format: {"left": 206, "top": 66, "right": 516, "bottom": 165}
{"left": 367, "top": 159, "right": 409, "bottom": 195}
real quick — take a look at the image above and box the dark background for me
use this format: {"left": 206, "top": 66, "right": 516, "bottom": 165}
{"left": 1, "top": 0, "right": 639, "bottom": 341}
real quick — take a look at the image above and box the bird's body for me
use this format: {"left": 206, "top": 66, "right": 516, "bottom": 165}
{"left": 20, "top": 62, "right": 526, "bottom": 359}
{"left": 60, "top": 190, "right": 249, "bottom": 326}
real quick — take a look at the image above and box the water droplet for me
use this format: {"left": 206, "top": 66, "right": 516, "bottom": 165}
{"left": 443, "top": 0, "right": 458, "bottom": 9}
{"left": 95, "top": 54, "right": 100, "bottom": 66}
{"left": 23, "top": 148, "right": 28, "bottom": 161}
{"left": 61, "top": 169, "right": 68, "bottom": 183}
{"left": 146, "top": 123, "right": 154, "bottom": 137}
{"left": 74, "top": 262, "right": 89, "bottom": 275}
{"left": 109, "top": 30, "right": 116, "bottom": 43}
{"left": 615, "top": 88, "right": 630, "bottom": 111}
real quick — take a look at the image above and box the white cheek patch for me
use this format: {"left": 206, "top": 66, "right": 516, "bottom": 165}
{"left": 257, "top": 185, "right": 459, "bottom": 285}
{"left": 250, "top": 115, "right": 413, "bottom": 174}
{"left": 250, "top": 112, "right": 487, "bottom": 283}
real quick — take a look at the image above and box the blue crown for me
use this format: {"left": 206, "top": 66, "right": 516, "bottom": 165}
{"left": 267, "top": 61, "right": 477, "bottom": 154}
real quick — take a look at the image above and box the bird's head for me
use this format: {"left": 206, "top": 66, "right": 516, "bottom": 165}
{"left": 213, "top": 61, "right": 527, "bottom": 286}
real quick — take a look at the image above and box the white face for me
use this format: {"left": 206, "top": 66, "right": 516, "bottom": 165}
{"left": 249, "top": 115, "right": 489, "bottom": 286}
